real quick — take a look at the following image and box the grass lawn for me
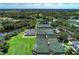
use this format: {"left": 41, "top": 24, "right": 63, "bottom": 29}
{"left": 6, "top": 31, "right": 36, "bottom": 55}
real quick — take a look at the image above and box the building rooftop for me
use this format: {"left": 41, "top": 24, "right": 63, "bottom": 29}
{"left": 71, "top": 41, "right": 79, "bottom": 53}
{"left": 24, "top": 29, "right": 36, "bottom": 36}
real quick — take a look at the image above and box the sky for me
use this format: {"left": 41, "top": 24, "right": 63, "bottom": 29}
{"left": 0, "top": 3, "right": 79, "bottom": 9}
{"left": 0, "top": 0, "right": 79, "bottom": 3}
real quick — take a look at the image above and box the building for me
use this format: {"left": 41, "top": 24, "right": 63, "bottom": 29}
{"left": 71, "top": 41, "right": 79, "bottom": 54}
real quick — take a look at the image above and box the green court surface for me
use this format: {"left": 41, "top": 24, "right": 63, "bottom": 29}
{"left": 34, "top": 22, "right": 65, "bottom": 54}
{"left": 34, "top": 36, "right": 49, "bottom": 53}
{"left": 34, "top": 37, "right": 65, "bottom": 54}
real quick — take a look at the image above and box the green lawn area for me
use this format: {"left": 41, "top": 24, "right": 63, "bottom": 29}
{"left": 6, "top": 31, "right": 36, "bottom": 55}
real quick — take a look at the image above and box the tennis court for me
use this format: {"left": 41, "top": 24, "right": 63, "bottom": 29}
{"left": 33, "top": 21, "right": 65, "bottom": 54}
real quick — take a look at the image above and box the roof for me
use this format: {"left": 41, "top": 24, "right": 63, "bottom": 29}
{"left": 24, "top": 29, "right": 36, "bottom": 36}
{"left": 71, "top": 41, "right": 79, "bottom": 54}
{"left": 0, "top": 33, "right": 4, "bottom": 37}
{"left": 72, "top": 41, "right": 79, "bottom": 45}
